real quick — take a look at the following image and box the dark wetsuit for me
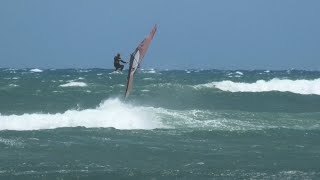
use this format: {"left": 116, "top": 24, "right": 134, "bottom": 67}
{"left": 114, "top": 55, "right": 126, "bottom": 71}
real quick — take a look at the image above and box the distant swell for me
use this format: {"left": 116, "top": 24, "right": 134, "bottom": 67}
{"left": 195, "top": 78, "right": 320, "bottom": 95}
{"left": 0, "top": 99, "right": 165, "bottom": 131}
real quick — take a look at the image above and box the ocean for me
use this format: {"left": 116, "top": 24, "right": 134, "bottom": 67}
{"left": 0, "top": 68, "right": 319, "bottom": 179}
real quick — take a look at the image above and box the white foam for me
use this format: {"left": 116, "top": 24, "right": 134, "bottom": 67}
{"left": 0, "top": 99, "right": 166, "bottom": 131}
{"left": 195, "top": 78, "right": 320, "bottom": 95}
{"left": 143, "top": 78, "right": 154, "bottom": 81}
{"left": 142, "top": 68, "right": 157, "bottom": 74}
{"left": 59, "top": 82, "right": 87, "bottom": 87}
{"left": 5, "top": 68, "right": 17, "bottom": 71}
{"left": 0, "top": 137, "right": 24, "bottom": 147}
{"left": 226, "top": 71, "right": 243, "bottom": 77}
{"left": 109, "top": 71, "right": 123, "bottom": 75}
{"left": 78, "top": 69, "right": 90, "bottom": 73}
{"left": 30, "top": 68, "right": 43, "bottom": 73}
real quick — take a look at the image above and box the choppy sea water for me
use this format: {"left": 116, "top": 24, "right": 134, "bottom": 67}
{"left": 0, "top": 68, "right": 320, "bottom": 179}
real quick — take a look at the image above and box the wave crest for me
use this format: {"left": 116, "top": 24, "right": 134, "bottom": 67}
{"left": 29, "top": 68, "right": 43, "bottom": 73}
{"left": 59, "top": 82, "right": 87, "bottom": 87}
{"left": 195, "top": 78, "right": 320, "bottom": 95}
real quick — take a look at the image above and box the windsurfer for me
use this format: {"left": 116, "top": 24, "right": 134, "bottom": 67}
{"left": 114, "top": 53, "right": 127, "bottom": 71}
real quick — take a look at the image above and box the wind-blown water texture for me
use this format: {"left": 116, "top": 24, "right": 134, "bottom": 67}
{"left": 0, "top": 68, "right": 320, "bottom": 179}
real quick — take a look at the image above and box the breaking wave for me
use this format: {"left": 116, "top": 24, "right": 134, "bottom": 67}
{"left": 0, "top": 98, "right": 318, "bottom": 131}
{"left": 0, "top": 99, "right": 165, "bottom": 131}
{"left": 194, "top": 78, "right": 320, "bottom": 95}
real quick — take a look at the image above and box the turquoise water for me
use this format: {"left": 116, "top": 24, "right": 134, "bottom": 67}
{"left": 0, "top": 68, "right": 320, "bottom": 179}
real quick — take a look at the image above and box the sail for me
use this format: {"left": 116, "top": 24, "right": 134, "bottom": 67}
{"left": 124, "top": 25, "right": 157, "bottom": 99}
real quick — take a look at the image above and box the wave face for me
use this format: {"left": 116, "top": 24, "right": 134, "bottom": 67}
{"left": 0, "top": 68, "right": 320, "bottom": 179}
